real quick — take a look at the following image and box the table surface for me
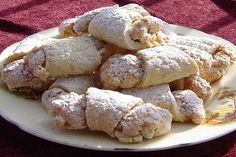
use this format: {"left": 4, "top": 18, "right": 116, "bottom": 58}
{"left": 0, "top": 0, "right": 236, "bottom": 157}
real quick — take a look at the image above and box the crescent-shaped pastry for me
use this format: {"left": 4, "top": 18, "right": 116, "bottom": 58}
{"left": 121, "top": 84, "right": 183, "bottom": 121}
{"left": 59, "top": 4, "right": 151, "bottom": 38}
{"left": 1, "top": 59, "right": 51, "bottom": 94}
{"left": 85, "top": 87, "right": 143, "bottom": 136}
{"left": 167, "top": 35, "right": 235, "bottom": 63}
{"left": 42, "top": 87, "right": 172, "bottom": 143}
{"left": 170, "top": 75, "right": 212, "bottom": 101}
{"left": 42, "top": 37, "right": 103, "bottom": 77}
{"left": 86, "top": 87, "right": 172, "bottom": 143}
{"left": 172, "top": 90, "right": 205, "bottom": 124}
{"left": 1, "top": 37, "right": 104, "bottom": 94}
{"left": 121, "top": 84, "right": 206, "bottom": 124}
{"left": 167, "top": 36, "right": 222, "bottom": 54}
{"left": 167, "top": 35, "right": 236, "bottom": 82}
{"left": 41, "top": 88, "right": 87, "bottom": 129}
{"left": 4, "top": 35, "right": 54, "bottom": 65}
{"left": 59, "top": 6, "right": 119, "bottom": 37}
{"left": 100, "top": 46, "right": 198, "bottom": 89}
{"left": 136, "top": 46, "right": 199, "bottom": 87}
{"left": 88, "top": 7, "right": 172, "bottom": 50}
{"left": 88, "top": 8, "right": 143, "bottom": 50}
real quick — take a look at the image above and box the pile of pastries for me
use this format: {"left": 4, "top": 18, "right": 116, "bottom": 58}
{"left": 1, "top": 4, "right": 235, "bottom": 143}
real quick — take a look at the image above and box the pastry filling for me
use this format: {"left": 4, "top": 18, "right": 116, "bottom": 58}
{"left": 1, "top": 50, "right": 50, "bottom": 95}
{"left": 129, "top": 17, "right": 166, "bottom": 47}
{"left": 1, "top": 58, "right": 50, "bottom": 95}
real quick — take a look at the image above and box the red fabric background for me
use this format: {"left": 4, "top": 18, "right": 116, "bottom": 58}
{"left": 0, "top": 0, "right": 236, "bottom": 156}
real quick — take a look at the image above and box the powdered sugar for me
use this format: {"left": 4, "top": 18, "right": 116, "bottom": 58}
{"left": 100, "top": 54, "right": 144, "bottom": 89}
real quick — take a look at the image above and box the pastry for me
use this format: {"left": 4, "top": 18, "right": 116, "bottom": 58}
{"left": 122, "top": 84, "right": 182, "bottom": 121}
{"left": 170, "top": 75, "right": 212, "bottom": 101}
{"left": 88, "top": 8, "right": 168, "bottom": 50}
{"left": 40, "top": 37, "right": 104, "bottom": 77}
{"left": 42, "top": 87, "right": 172, "bottom": 143}
{"left": 1, "top": 3, "right": 236, "bottom": 144}
{"left": 100, "top": 54, "right": 144, "bottom": 89}
{"left": 172, "top": 90, "right": 205, "bottom": 124}
{"left": 4, "top": 35, "right": 54, "bottom": 65}
{"left": 100, "top": 46, "right": 198, "bottom": 89}
{"left": 1, "top": 59, "right": 51, "bottom": 94}
{"left": 166, "top": 35, "right": 236, "bottom": 82}
{"left": 122, "top": 84, "right": 206, "bottom": 124}
{"left": 58, "top": 4, "right": 150, "bottom": 38}
{"left": 1, "top": 37, "right": 104, "bottom": 94}
{"left": 184, "top": 75, "right": 212, "bottom": 101}
{"left": 41, "top": 88, "right": 87, "bottom": 129}
{"left": 59, "top": 4, "right": 172, "bottom": 50}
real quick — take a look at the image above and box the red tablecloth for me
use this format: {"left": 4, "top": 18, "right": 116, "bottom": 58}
{"left": 0, "top": 0, "right": 236, "bottom": 156}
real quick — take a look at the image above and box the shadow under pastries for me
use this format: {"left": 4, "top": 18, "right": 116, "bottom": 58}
{"left": 0, "top": 0, "right": 51, "bottom": 17}
{"left": 212, "top": 0, "right": 236, "bottom": 18}
{"left": 0, "top": 19, "right": 38, "bottom": 35}
{"left": 200, "top": 15, "right": 235, "bottom": 33}
{"left": 199, "top": 0, "right": 236, "bottom": 33}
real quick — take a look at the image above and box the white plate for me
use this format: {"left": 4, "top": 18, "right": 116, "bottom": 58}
{"left": 0, "top": 25, "right": 236, "bottom": 151}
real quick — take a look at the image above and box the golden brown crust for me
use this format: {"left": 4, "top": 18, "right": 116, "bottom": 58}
{"left": 172, "top": 90, "right": 205, "bottom": 124}
{"left": 184, "top": 75, "right": 212, "bottom": 101}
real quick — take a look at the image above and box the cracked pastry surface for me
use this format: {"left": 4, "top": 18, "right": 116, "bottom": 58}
{"left": 42, "top": 87, "right": 172, "bottom": 143}
{"left": 172, "top": 90, "right": 205, "bottom": 124}
{"left": 4, "top": 35, "right": 54, "bottom": 65}
{"left": 1, "top": 59, "right": 50, "bottom": 94}
{"left": 121, "top": 84, "right": 181, "bottom": 120}
{"left": 100, "top": 46, "right": 199, "bottom": 89}
{"left": 114, "top": 103, "right": 172, "bottom": 143}
{"left": 136, "top": 46, "right": 199, "bottom": 87}
{"left": 59, "top": 5, "right": 173, "bottom": 50}
{"left": 59, "top": 4, "right": 150, "bottom": 38}
{"left": 41, "top": 88, "right": 87, "bottom": 129}
{"left": 167, "top": 35, "right": 236, "bottom": 82}
{"left": 1, "top": 37, "right": 104, "bottom": 95}
{"left": 170, "top": 75, "right": 212, "bottom": 101}
{"left": 184, "top": 75, "right": 212, "bottom": 101}
{"left": 100, "top": 54, "right": 144, "bottom": 89}
{"left": 24, "top": 49, "right": 49, "bottom": 81}
{"left": 128, "top": 16, "right": 169, "bottom": 48}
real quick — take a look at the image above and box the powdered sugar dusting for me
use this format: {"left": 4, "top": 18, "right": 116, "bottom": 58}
{"left": 100, "top": 54, "right": 144, "bottom": 89}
